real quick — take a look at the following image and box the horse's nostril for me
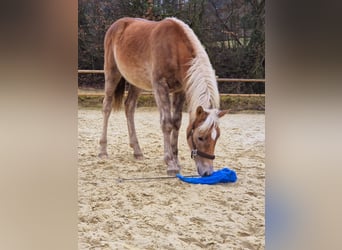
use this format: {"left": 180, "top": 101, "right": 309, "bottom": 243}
{"left": 206, "top": 168, "right": 214, "bottom": 176}
{"left": 197, "top": 166, "right": 214, "bottom": 176}
{"left": 203, "top": 171, "right": 210, "bottom": 176}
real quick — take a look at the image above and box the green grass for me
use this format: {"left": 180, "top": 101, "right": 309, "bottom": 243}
{"left": 220, "top": 95, "right": 265, "bottom": 112}
{"left": 78, "top": 94, "right": 265, "bottom": 113}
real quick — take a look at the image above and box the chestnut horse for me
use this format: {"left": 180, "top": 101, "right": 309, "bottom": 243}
{"left": 99, "top": 17, "right": 228, "bottom": 176}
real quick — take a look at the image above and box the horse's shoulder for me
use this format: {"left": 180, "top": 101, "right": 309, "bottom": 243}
{"left": 157, "top": 18, "right": 181, "bottom": 29}
{"left": 150, "top": 18, "right": 184, "bottom": 40}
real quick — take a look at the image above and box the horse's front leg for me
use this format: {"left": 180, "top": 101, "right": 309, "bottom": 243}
{"left": 153, "top": 80, "right": 180, "bottom": 176}
{"left": 171, "top": 92, "right": 186, "bottom": 168}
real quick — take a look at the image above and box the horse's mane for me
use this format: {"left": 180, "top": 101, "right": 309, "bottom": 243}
{"left": 167, "top": 18, "right": 220, "bottom": 120}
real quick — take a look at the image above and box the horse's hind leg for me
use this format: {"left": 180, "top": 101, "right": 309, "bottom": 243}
{"left": 99, "top": 58, "right": 123, "bottom": 158}
{"left": 125, "top": 84, "right": 144, "bottom": 160}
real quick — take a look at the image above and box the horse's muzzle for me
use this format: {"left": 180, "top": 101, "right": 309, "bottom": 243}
{"left": 197, "top": 165, "right": 214, "bottom": 177}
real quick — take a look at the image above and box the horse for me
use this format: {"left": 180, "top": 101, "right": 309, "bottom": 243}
{"left": 99, "top": 17, "right": 228, "bottom": 176}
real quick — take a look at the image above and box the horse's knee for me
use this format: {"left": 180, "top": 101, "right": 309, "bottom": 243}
{"left": 161, "top": 119, "right": 173, "bottom": 133}
{"left": 172, "top": 112, "right": 182, "bottom": 129}
{"left": 172, "top": 119, "right": 181, "bottom": 131}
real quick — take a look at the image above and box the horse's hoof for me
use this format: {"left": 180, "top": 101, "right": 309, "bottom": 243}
{"left": 167, "top": 168, "right": 180, "bottom": 176}
{"left": 98, "top": 152, "right": 108, "bottom": 159}
{"left": 134, "top": 154, "right": 144, "bottom": 160}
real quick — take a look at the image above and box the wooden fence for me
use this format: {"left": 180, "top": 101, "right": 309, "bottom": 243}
{"left": 78, "top": 69, "right": 265, "bottom": 83}
{"left": 78, "top": 69, "right": 265, "bottom": 97}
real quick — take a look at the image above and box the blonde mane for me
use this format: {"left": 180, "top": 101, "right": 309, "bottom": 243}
{"left": 168, "top": 18, "right": 220, "bottom": 120}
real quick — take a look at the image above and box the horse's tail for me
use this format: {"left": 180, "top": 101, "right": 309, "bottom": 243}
{"left": 112, "top": 77, "right": 125, "bottom": 111}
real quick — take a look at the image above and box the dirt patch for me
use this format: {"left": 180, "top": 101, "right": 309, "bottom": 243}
{"left": 78, "top": 108, "right": 265, "bottom": 249}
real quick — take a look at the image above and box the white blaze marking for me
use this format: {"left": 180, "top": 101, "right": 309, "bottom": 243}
{"left": 211, "top": 128, "right": 217, "bottom": 140}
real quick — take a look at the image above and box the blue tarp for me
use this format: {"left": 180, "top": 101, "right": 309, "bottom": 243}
{"left": 176, "top": 167, "right": 237, "bottom": 185}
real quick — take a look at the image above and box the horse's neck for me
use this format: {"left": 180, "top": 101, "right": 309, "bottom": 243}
{"left": 186, "top": 82, "right": 218, "bottom": 113}
{"left": 172, "top": 17, "right": 219, "bottom": 116}
{"left": 185, "top": 57, "right": 219, "bottom": 118}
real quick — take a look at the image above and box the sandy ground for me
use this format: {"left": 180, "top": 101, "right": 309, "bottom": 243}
{"left": 78, "top": 107, "right": 265, "bottom": 249}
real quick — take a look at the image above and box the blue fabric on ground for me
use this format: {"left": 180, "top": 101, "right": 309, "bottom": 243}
{"left": 176, "top": 167, "right": 237, "bottom": 185}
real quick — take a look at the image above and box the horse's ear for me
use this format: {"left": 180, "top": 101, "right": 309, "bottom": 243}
{"left": 196, "top": 106, "right": 205, "bottom": 117}
{"left": 218, "top": 109, "right": 229, "bottom": 118}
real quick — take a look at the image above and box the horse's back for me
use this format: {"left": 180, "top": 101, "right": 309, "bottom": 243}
{"left": 105, "top": 17, "right": 194, "bottom": 91}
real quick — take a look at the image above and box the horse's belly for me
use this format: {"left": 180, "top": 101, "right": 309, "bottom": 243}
{"left": 124, "top": 69, "right": 152, "bottom": 90}
{"left": 116, "top": 60, "right": 152, "bottom": 90}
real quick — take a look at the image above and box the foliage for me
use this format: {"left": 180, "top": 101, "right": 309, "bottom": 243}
{"left": 78, "top": 0, "right": 264, "bottom": 94}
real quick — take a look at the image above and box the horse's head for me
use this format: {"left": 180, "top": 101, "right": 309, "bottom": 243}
{"left": 187, "top": 106, "right": 228, "bottom": 176}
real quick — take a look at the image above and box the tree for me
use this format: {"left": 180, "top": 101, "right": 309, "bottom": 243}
{"left": 78, "top": 0, "right": 265, "bottom": 93}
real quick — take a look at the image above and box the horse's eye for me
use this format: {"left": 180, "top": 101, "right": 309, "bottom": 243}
{"left": 198, "top": 137, "right": 204, "bottom": 141}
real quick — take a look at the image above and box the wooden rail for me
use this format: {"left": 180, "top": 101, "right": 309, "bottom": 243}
{"left": 78, "top": 70, "right": 104, "bottom": 74}
{"left": 78, "top": 89, "right": 265, "bottom": 97}
{"left": 78, "top": 70, "right": 265, "bottom": 83}
{"left": 217, "top": 78, "right": 265, "bottom": 83}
